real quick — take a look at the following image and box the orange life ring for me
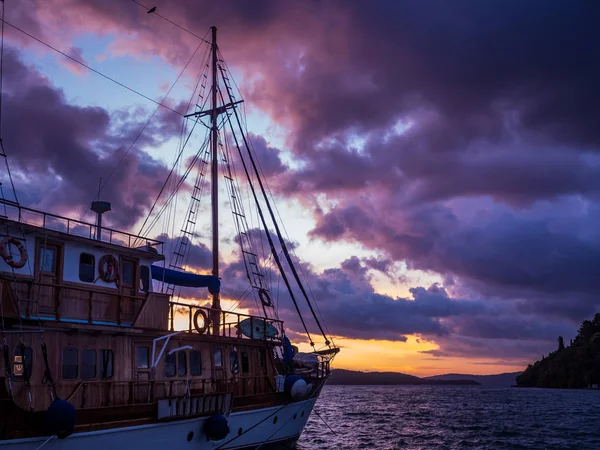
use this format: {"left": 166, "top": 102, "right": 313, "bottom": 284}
{"left": 98, "top": 255, "right": 118, "bottom": 283}
{"left": 0, "top": 237, "right": 28, "bottom": 269}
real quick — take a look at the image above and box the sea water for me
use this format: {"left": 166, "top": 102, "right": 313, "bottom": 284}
{"left": 297, "top": 385, "right": 600, "bottom": 449}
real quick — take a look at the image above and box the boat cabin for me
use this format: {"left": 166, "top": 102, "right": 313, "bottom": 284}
{"left": 0, "top": 202, "right": 298, "bottom": 438}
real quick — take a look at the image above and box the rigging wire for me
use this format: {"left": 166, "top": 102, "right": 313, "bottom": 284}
{"left": 219, "top": 87, "right": 314, "bottom": 345}
{"left": 219, "top": 50, "right": 336, "bottom": 347}
{"left": 130, "top": 0, "right": 210, "bottom": 44}
{"left": 0, "top": 2, "right": 18, "bottom": 206}
{"left": 0, "top": 18, "right": 184, "bottom": 117}
{"left": 79, "top": 37, "right": 209, "bottom": 222}
{"left": 220, "top": 64, "right": 330, "bottom": 347}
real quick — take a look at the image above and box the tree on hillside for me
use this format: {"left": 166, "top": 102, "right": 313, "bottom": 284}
{"left": 558, "top": 336, "right": 565, "bottom": 350}
{"left": 578, "top": 320, "right": 595, "bottom": 340}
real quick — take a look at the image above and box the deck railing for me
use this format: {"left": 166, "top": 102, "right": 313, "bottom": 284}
{"left": 1, "top": 277, "right": 168, "bottom": 328}
{"left": 0, "top": 199, "right": 162, "bottom": 250}
{"left": 169, "top": 301, "right": 284, "bottom": 341}
{"left": 63, "top": 375, "right": 273, "bottom": 410}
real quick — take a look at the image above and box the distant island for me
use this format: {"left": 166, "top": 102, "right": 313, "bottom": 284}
{"left": 328, "top": 369, "right": 479, "bottom": 386}
{"left": 516, "top": 313, "right": 600, "bottom": 389}
{"left": 425, "top": 372, "right": 521, "bottom": 387}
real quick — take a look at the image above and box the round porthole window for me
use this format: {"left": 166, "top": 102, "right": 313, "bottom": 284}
{"left": 187, "top": 431, "right": 194, "bottom": 441}
{"left": 293, "top": 413, "right": 297, "bottom": 420}
{"left": 273, "top": 416, "right": 278, "bottom": 424}
{"left": 238, "top": 428, "right": 243, "bottom": 436}
{"left": 301, "top": 411, "right": 304, "bottom": 417}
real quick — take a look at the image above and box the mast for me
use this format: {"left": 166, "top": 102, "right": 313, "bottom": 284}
{"left": 210, "top": 26, "right": 220, "bottom": 334}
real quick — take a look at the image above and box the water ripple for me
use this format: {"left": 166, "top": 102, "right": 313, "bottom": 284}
{"left": 297, "top": 385, "right": 600, "bottom": 449}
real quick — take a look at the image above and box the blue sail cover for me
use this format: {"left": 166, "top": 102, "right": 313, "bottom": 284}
{"left": 151, "top": 265, "right": 220, "bottom": 294}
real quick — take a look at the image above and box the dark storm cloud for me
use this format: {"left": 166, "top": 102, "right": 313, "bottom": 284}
{"left": 8, "top": 0, "right": 600, "bottom": 363}
{"left": 0, "top": 49, "right": 181, "bottom": 229}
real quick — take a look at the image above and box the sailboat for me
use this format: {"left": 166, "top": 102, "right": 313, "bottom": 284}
{"left": 0, "top": 18, "right": 338, "bottom": 450}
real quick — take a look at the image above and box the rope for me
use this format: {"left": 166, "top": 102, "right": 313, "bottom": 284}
{"left": 219, "top": 91, "right": 314, "bottom": 345}
{"left": 0, "top": 0, "right": 5, "bottom": 136}
{"left": 79, "top": 38, "right": 208, "bottom": 222}
{"left": 0, "top": 18, "right": 183, "bottom": 116}
{"left": 130, "top": 1, "right": 210, "bottom": 44}
{"left": 1, "top": 340, "right": 12, "bottom": 396}
{"left": 34, "top": 435, "right": 54, "bottom": 450}
{"left": 313, "top": 408, "right": 337, "bottom": 436}
{"left": 221, "top": 69, "right": 327, "bottom": 346}
{"left": 41, "top": 342, "right": 55, "bottom": 385}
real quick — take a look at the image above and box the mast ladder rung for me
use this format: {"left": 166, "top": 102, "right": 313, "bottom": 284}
{"left": 187, "top": 220, "right": 196, "bottom": 225}
{"left": 181, "top": 229, "right": 193, "bottom": 235}
{"left": 251, "top": 272, "right": 264, "bottom": 277}
{"left": 242, "top": 250, "right": 258, "bottom": 256}
{"left": 173, "top": 252, "right": 185, "bottom": 257}
{"left": 224, "top": 175, "right": 233, "bottom": 181}
{"left": 232, "top": 212, "right": 245, "bottom": 218}
{"left": 191, "top": 196, "right": 200, "bottom": 202}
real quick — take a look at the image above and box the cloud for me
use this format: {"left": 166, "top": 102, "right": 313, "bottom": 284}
{"left": 6, "top": 0, "right": 600, "bottom": 365}
{"left": 0, "top": 48, "right": 182, "bottom": 229}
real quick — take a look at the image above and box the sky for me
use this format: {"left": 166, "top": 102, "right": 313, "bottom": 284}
{"left": 1, "top": 0, "right": 600, "bottom": 376}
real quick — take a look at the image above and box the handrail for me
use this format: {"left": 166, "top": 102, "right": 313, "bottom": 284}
{"left": 0, "top": 199, "right": 162, "bottom": 249}
{"left": 1, "top": 277, "right": 148, "bottom": 302}
{"left": 169, "top": 301, "right": 283, "bottom": 325}
{"left": 169, "top": 301, "right": 283, "bottom": 339}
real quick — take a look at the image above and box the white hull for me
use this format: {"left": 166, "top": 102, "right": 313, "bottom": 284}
{"left": 1, "top": 398, "right": 317, "bottom": 450}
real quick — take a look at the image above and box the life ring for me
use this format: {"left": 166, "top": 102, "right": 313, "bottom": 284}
{"left": 0, "top": 237, "right": 27, "bottom": 269}
{"left": 98, "top": 255, "right": 118, "bottom": 283}
{"left": 193, "top": 309, "right": 208, "bottom": 334}
{"left": 258, "top": 289, "right": 273, "bottom": 307}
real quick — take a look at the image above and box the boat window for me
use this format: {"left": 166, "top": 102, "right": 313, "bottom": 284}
{"left": 79, "top": 253, "right": 95, "bottom": 283}
{"left": 13, "top": 346, "right": 33, "bottom": 379}
{"left": 213, "top": 348, "right": 222, "bottom": 368}
{"left": 241, "top": 351, "right": 249, "bottom": 374}
{"left": 136, "top": 347, "right": 149, "bottom": 369}
{"left": 140, "top": 265, "right": 150, "bottom": 292}
{"left": 62, "top": 348, "right": 78, "bottom": 379}
{"left": 178, "top": 351, "right": 187, "bottom": 377}
{"left": 39, "top": 247, "right": 56, "bottom": 273}
{"left": 165, "top": 352, "right": 176, "bottom": 377}
{"left": 81, "top": 349, "right": 96, "bottom": 379}
{"left": 100, "top": 349, "right": 114, "bottom": 378}
{"left": 122, "top": 261, "right": 134, "bottom": 287}
{"left": 190, "top": 350, "right": 202, "bottom": 376}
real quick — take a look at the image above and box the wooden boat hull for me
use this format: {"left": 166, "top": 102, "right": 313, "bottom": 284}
{"left": 0, "top": 397, "right": 317, "bottom": 449}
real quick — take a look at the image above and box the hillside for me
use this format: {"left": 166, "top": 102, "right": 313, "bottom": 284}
{"left": 426, "top": 372, "right": 521, "bottom": 387}
{"left": 328, "top": 369, "right": 479, "bottom": 386}
{"left": 516, "top": 313, "right": 600, "bottom": 388}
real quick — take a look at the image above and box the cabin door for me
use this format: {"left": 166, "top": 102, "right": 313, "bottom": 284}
{"left": 119, "top": 257, "right": 138, "bottom": 323}
{"left": 133, "top": 342, "right": 151, "bottom": 403}
{"left": 35, "top": 241, "right": 61, "bottom": 316}
{"left": 212, "top": 346, "right": 226, "bottom": 391}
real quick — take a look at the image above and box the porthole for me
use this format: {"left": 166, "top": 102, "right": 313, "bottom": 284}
{"left": 187, "top": 431, "right": 194, "bottom": 441}
{"left": 301, "top": 411, "right": 304, "bottom": 417}
{"left": 293, "top": 413, "right": 297, "bottom": 420}
{"left": 238, "top": 428, "right": 243, "bottom": 436}
{"left": 273, "top": 416, "right": 278, "bottom": 424}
